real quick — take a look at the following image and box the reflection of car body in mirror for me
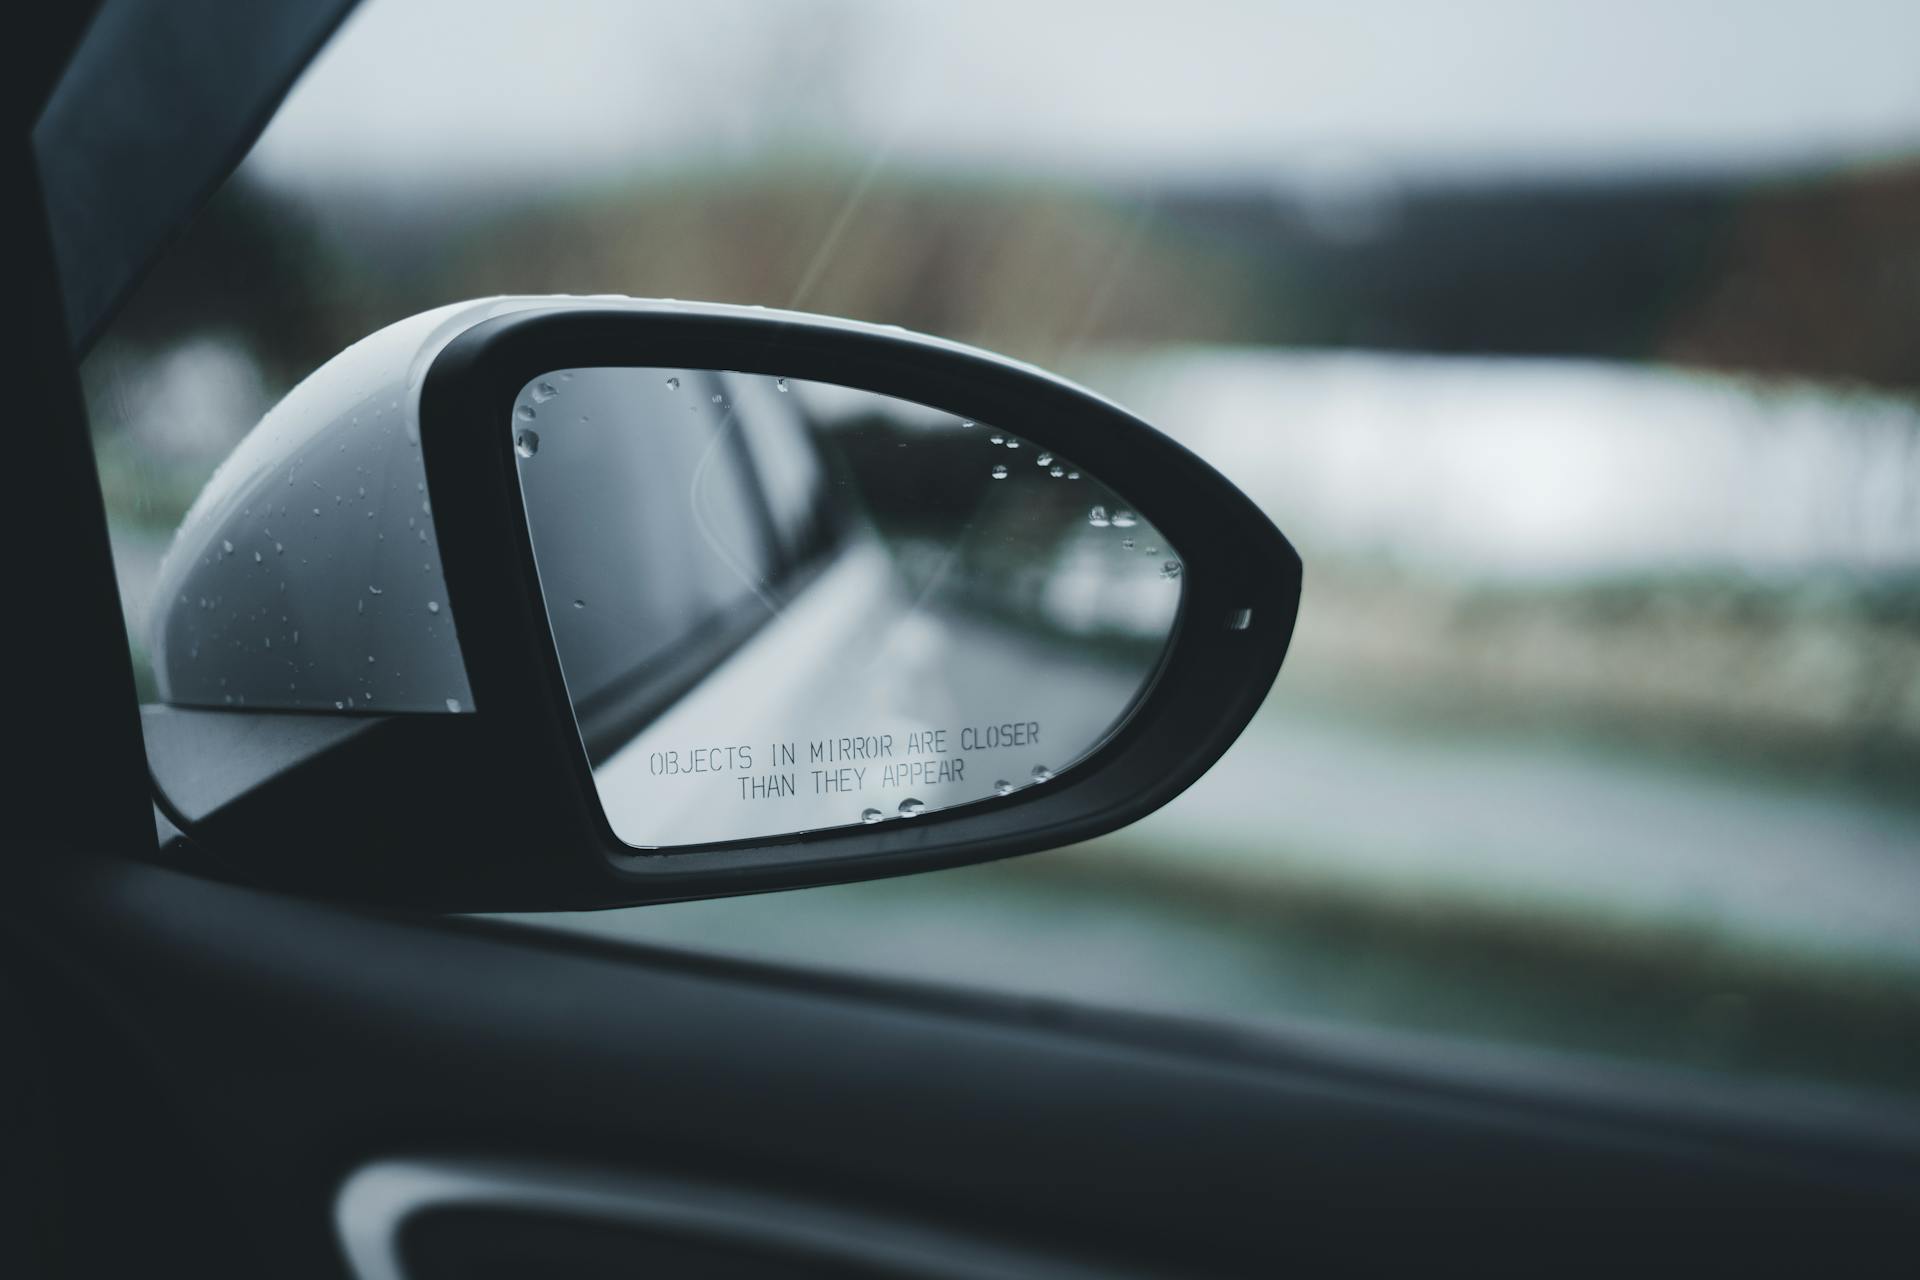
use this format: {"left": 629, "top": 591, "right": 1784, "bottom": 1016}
{"left": 142, "top": 298, "right": 1299, "bottom": 911}
{"left": 527, "top": 368, "right": 847, "bottom": 772}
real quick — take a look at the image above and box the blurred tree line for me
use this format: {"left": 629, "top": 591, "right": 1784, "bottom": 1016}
{"left": 105, "top": 157, "right": 1920, "bottom": 395}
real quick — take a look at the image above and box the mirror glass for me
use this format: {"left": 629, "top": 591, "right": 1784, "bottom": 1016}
{"left": 513, "top": 368, "right": 1182, "bottom": 847}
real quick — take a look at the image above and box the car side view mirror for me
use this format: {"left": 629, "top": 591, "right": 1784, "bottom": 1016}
{"left": 142, "top": 299, "right": 1301, "bottom": 910}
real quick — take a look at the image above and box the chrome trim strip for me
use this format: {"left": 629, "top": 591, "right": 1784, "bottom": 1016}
{"left": 335, "top": 1157, "right": 1106, "bottom": 1280}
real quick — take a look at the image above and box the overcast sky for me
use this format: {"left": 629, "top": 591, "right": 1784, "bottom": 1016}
{"left": 247, "top": 0, "right": 1920, "bottom": 189}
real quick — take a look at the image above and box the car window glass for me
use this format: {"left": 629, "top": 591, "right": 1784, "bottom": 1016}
{"left": 86, "top": 0, "right": 1920, "bottom": 1100}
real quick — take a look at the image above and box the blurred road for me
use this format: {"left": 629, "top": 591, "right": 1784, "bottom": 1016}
{"left": 1127, "top": 702, "right": 1920, "bottom": 966}
{"left": 597, "top": 541, "right": 1164, "bottom": 846}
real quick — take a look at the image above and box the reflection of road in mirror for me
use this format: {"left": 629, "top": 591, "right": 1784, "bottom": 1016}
{"left": 512, "top": 368, "right": 1181, "bottom": 847}
{"left": 596, "top": 542, "right": 1151, "bottom": 844}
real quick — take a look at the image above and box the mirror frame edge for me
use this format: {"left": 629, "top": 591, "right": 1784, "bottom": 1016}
{"left": 408, "top": 302, "right": 1301, "bottom": 909}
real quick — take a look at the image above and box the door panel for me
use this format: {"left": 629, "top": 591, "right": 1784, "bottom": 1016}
{"left": 8, "top": 850, "right": 1918, "bottom": 1277}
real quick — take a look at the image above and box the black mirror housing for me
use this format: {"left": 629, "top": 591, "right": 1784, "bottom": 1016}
{"left": 146, "top": 299, "right": 1300, "bottom": 911}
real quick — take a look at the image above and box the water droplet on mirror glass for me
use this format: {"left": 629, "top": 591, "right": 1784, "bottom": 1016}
{"left": 1067, "top": 471, "right": 1081, "bottom": 480}
{"left": 1121, "top": 538, "right": 1135, "bottom": 550}
{"left": 573, "top": 599, "right": 585, "bottom": 609}
{"left": 1111, "top": 511, "right": 1137, "bottom": 528}
{"left": 1004, "top": 440, "right": 1020, "bottom": 450}
{"left": 275, "top": 542, "right": 284, "bottom": 554}
{"left": 515, "top": 430, "right": 540, "bottom": 458}
{"left": 368, "top": 585, "right": 382, "bottom": 595}
{"left": 1036, "top": 452, "right": 1053, "bottom": 466}
{"left": 1087, "top": 506, "right": 1110, "bottom": 527}
{"left": 990, "top": 464, "right": 1009, "bottom": 479}
{"left": 860, "top": 808, "right": 885, "bottom": 824}
{"left": 1030, "top": 765, "right": 1053, "bottom": 782}
{"left": 427, "top": 601, "right": 440, "bottom": 614}
{"left": 1161, "top": 560, "right": 1182, "bottom": 580}
{"left": 1144, "top": 545, "right": 1158, "bottom": 555}
{"left": 445, "top": 697, "right": 462, "bottom": 712}
{"left": 253, "top": 551, "right": 262, "bottom": 563}
{"left": 775, "top": 377, "right": 789, "bottom": 392}
{"left": 898, "top": 798, "right": 925, "bottom": 816}
{"left": 221, "top": 539, "right": 233, "bottom": 553}
{"left": 960, "top": 420, "right": 975, "bottom": 429}
{"left": 993, "top": 779, "right": 1015, "bottom": 796}
{"left": 1050, "top": 465, "right": 1064, "bottom": 477}
{"left": 989, "top": 434, "right": 1005, "bottom": 445}
{"left": 532, "top": 381, "right": 557, "bottom": 402}
{"left": 711, "top": 394, "right": 724, "bottom": 404}
{"left": 665, "top": 376, "right": 680, "bottom": 390}
{"left": 516, "top": 404, "right": 535, "bottom": 421}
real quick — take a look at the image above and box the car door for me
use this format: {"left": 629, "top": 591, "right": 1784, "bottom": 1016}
{"left": 8, "top": 4, "right": 1919, "bottom": 1278}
